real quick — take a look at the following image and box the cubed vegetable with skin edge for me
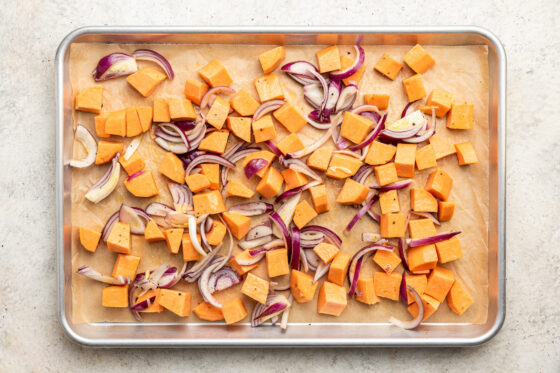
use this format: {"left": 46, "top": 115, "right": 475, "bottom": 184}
{"left": 379, "top": 189, "right": 400, "bottom": 214}
{"left": 266, "top": 248, "right": 290, "bottom": 278}
{"left": 259, "top": 46, "right": 286, "bottom": 74}
{"left": 198, "top": 60, "right": 233, "bottom": 88}
{"left": 316, "top": 45, "right": 341, "bottom": 73}
{"left": 126, "top": 67, "right": 166, "bottom": 97}
{"left": 241, "top": 273, "right": 269, "bottom": 304}
{"left": 374, "top": 272, "right": 402, "bottom": 301}
{"left": 374, "top": 54, "right": 403, "bottom": 80}
{"left": 290, "top": 269, "right": 318, "bottom": 303}
{"left": 309, "top": 184, "right": 329, "bottom": 213}
{"left": 328, "top": 252, "right": 351, "bottom": 286}
{"left": 124, "top": 170, "right": 159, "bottom": 198}
{"left": 403, "top": 44, "right": 435, "bottom": 74}
{"left": 402, "top": 74, "right": 427, "bottom": 102}
{"left": 75, "top": 86, "right": 103, "bottom": 114}
{"left": 317, "top": 281, "right": 347, "bottom": 316}
{"left": 79, "top": 227, "right": 101, "bottom": 253}
{"left": 355, "top": 277, "right": 380, "bottom": 305}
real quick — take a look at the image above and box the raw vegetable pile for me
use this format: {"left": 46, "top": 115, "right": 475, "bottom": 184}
{"left": 73, "top": 43, "right": 478, "bottom": 329}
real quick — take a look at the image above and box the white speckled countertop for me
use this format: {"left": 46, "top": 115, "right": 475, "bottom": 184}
{"left": 1, "top": 0, "right": 559, "bottom": 371}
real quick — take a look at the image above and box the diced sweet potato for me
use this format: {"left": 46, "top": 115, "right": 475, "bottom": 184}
{"left": 403, "top": 44, "right": 435, "bottom": 74}
{"left": 313, "top": 242, "right": 339, "bottom": 264}
{"left": 242, "top": 151, "right": 275, "bottom": 178}
{"left": 365, "top": 141, "right": 397, "bottom": 166}
{"left": 199, "top": 129, "right": 230, "bottom": 154}
{"left": 158, "top": 152, "right": 186, "bottom": 184}
{"left": 446, "top": 103, "right": 474, "bottom": 129}
{"left": 75, "top": 86, "right": 103, "bottom": 114}
{"left": 339, "top": 54, "right": 366, "bottom": 85}
{"left": 340, "top": 111, "right": 373, "bottom": 144}
{"left": 259, "top": 46, "right": 286, "bottom": 74}
{"left": 126, "top": 67, "right": 166, "bottom": 97}
{"left": 429, "top": 135, "right": 456, "bottom": 160}
{"left": 226, "top": 179, "right": 254, "bottom": 199}
{"left": 266, "top": 248, "right": 290, "bottom": 278}
{"left": 290, "top": 269, "right": 318, "bottom": 303}
{"left": 94, "top": 113, "right": 110, "bottom": 138}
{"left": 374, "top": 162, "right": 398, "bottom": 186}
{"left": 309, "top": 184, "right": 329, "bottom": 213}
{"left": 435, "top": 237, "right": 463, "bottom": 263}
{"left": 317, "top": 281, "right": 347, "bottom": 316}
{"left": 206, "top": 220, "right": 226, "bottom": 246}
{"left": 415, "top": 144, "right": 437, "bottom": 170}
{"left": 336, "top": 178, "right": 369, "bottom": 205}
{"left": 163, "top": 228, "right": 184, "bottom": 254}
{"left": 193, "top": 190, "right": 226, "bottom": 216}
{"left": 410, "top": 188, "right": 438, "bottom": 213}
{"left": 316, "top": 45, "right": 341, "bottom": 73}
{"left": 402, "top": 74, "right": 427, "bottom": 102}
{"left": 104, "top": 110, "right": 126, "bottom": 137}
{"left": 374, "top": 272, "right": 402, "bottom": 301}
{"left": 120, "top": 151, "right": 145, "bottom": 176}
{"left": 425, "top": 168, "right": 453, "bottom": 201}
{"left": 227, "top": 116, "right": 252, "bottom": 142}
{"left": 200, "top": 164, "right": 220, "bottom": 190}
{"left": 355, "top": 277, "right": 380, "bottom": 305}
{"left": 193, "top": 301, "right": 224, "bottom": 321}
{"left": 407, "top": 244, "right": 438, "bottom": 273}
{"left": 182, "top": 233, "right": 202, "bottom": 262}
{"left": 167, "top": 97, "right": 196, "bottom": 121}
{"left": 137, "top": 106, "right": 153, "bottom": 133}
{"left": 424, "top": 266, "right": 455, "bottom": 302}
{"left": 222, "top": 212, "right": 251, "bottom": 239}
{"left": 153, "top": 98, "right": 170, "bottom": 122}
{"left": 158, "top": 289, "right": 191, "bottom": 317}
{"left": 136, "top": 289, "right": 163, "bottom": 313}
{"left": 405, "top": 274, "right": 428, "bottom": 305}
{"left": 379, "top": 189, "right": 400, "bottom": 214}
{"left": 328, "top": 252, "right": 351, "bottom": 286}
{"left": 447, "top": 279, "right": 474, "bottom": 315}
{"left": 293, "top": 200, "right": 318, "bottom": 229}
{"left": 241, "top": 273, "right": 269, "bottom": 304}
{"left": 373, "top": 248, "right": 402, "bottom": 274}
{"left": 206, "top": 96, "right": 230, "bottom": 129}
{"left": 254, "top": 74, "right": 284, "bottom": 102}
{"left": 145, "top": 220, "right": 165, "bottom": 243}
{"left": 424, "top": 89, "right": 453, "bottom": 118}
{"left": 222, "top": 298, "right": 247, "bottom": 324}
{"left": 252, "top": 114, "right": 277, "bottom": 143}
{"left": 184, "top": 79, "right": 209, "bottom": 106}
{"left": 230, "top": 250, "right": 259, "bottom": 275}
{"left": 125, "top": 107, "right": 142, "bottom": 137}
{"left": 408, "top": 293, "right": 440, "bottom": 321}
{"left": 455, "top": 142, "right": 479, "bottom": 165}
{"left": 124, "top": 170, "right": 159, "bottom": 197}
{"left": 281, "top": 169, "right": 308, "bottom": 192}
{"left": 408, "top": 218, "right": 437, "bottom": 239}
{"left": 276, "top": 134, "right": 304, "bottom": 156}
{"left": 395, "top": 143, "right": 417, "bottom": 178}
{"left": 326, "top": 153, "right": 363, "bottom": 179}
{"left": 256, "top": 166, "right": 283, "bottom": 199}
{"left": 102, "top": 285, "right": 129, "bottom": 308}
{"left": 95, "top": 140, "right": 123, "bottom": 165}
{"left": 438, "top": 200, "right": 455, "bottom": 222}
{"left": 364, "top": 93, "right": 390, "bottom": 110}
{"left": 380, "top": 213, "right": 406, "bottom": 238}
{"left": 79, "top": 227, "right": 101, "bottom": 253}
{"left": 198, "top": 60, "right": 233, "bottom": 88}
{"left": 273, "top": 102, "right": 307, "bottom": 133}
{"left": 112, "top": 254, "right": 140, "bottom": 281}
{"left": 107, "top": 222, "right": 131, "bottom": 254}
{"left": 186, "top": 173, "right": 211, "bottom": 193}
{"left": 230, "top": 89, "right": 260, "bottom": 116}
{"left": 307, "top": 146, "right": 333, "bottom": 172}
{"left": 374, "top": 54, "right": 403, "bottom": 80}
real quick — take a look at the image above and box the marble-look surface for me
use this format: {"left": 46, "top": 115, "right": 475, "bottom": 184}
{"left": 0, "top": 0, "right": 559, "bottom": 371}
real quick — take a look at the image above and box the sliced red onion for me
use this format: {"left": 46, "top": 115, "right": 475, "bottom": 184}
{"left": 187, "top": 215, "right": 208, "bottom": 256}
{"left": 145, "top": 202, "right": 175, "bottom": 217}
{"left": 200, "top": 86, "right": 236, "bottom": 109}
{"left": 251, "top": 294, "right": 291, "bottom": 327}
{"left": 324, "top": 80, "right": 342, "bottom": 115}
{"left": 401, "top": 102, "right": 414, "bottom": 118}
{"left": 92, "top": 52, "right": 137, "bottom": 81}
{"left": 372, "top": 180, "right": 413, "bottom": 192}
{"left": 101, "top": 210, "right": 119, "bottom": 242}
{"left": 168, "top": 182, "right": 193, "bottom": 211}
{"left": 269, "top": 211, "right": 292, "bottom": 252}
{"left": 214, "top": 215, "right": 235, "bottom": 271}
{"left": 350, "top": 104, "right": 380, "bottom": 116}
{"left": 198, "top": 260, "right": 224, "bottom": 308}
{"left": 221, "top": 146, "right": 261, "bottom": 186}
{"left": 69, "top": 125, "right": 97, "bottom": 168}
{"left": 251, "top": 301, "right": 267, "bottom": 327}
{"left": 335, "top": 83, "right": 358, "bottom": 113}
{"left": 360, "top": 111, "right": 382, "bottom": 124}
{"left": 290, "top": 227, "right": 301, "bottom": 270}
{"left": 396, "top": 238, "right": 409, "bottom": 272}
{"left": 288, "top": 113, "right": 338, "bottom": 158}
{"left": 222, "top": 142, "right": 245, "bottom": 160}
{"left": 365, "top": 208, "right": 380, "bottom": 223}
{"left": 76, "top": 265, "right": 128, "bottom": 285}
{"left": 264, "top": 140, "right": 283, "bottom": 157}
{"left": 302, "top": 249, "right": 321, "bottom": 271}
{"left": 362, "top": 232, "right": 381, "bottom": 242}
{"left": 281, "top": 61, "right": 320, "bottom": 85}
{"left": 275, "top": 194, "right": 301, "bottom": 230}
{"left": 249, "top": 239, "right": 284, "bottom": 256}
{"left": 390, "top": 286, "right": 423, "bottom": 329}
{"left": 403, "top": 108, "right": 436, "bottom": 143}
{"left": 208, "top": 266, "right": 242, "bottom": 293}
{"left": 280, "top": 294, "right": 293, "bottom": 329}
{"left": 185, "top": 153, "right": 235, "bottom": 176}
{"left": 381, "top": 125, "right": 424, "bottom": 140}
{"left": 345, "top": 194, "right": 379, "bottom": 234}
{"left": 253, "top": 99, "right": 286, "bottom": 122}
{"left": 175, "top": 121, "right": 197, "bottom": 132}
{"left": 155, "top": 128, "right": 183, "bottom": 143}
{"left": 159, "top": 263, "right": 187, "bottom": 289}
{"left": 132, "top": 49, "right": 174, "bottom": 79}
{"left": 303, "top": 83, "right": 323, "bottom": 109}
{"left": 330, "top": 45, "right": 365, "bottom": 81}
{"left": 410, "top": 211, "right": 441, "bottom": 226}
{"left": 407, "top": 232, "right": 461, "bottom": 248}
{"left": 347, "top": 244, "right": 394, "bottom": 291}
{"left": 301, "top": 225, "right": 342, "bottom": 248}
{"left": 352, "top": 165, "right": 374, "bottom": 184}
{"left": 130, "top": 296, "right": 156, "bottom": 312}
{"left": 238, "top": 236, "right": 273, "bottom": 250}
{"left": 282, "top": 158, "right": 322, "bottom": 181}
{"left": 119, "top": 204, "right": 150, "bottom": 234}
{"left": 182, "top": 246, "right": 220, "bottom": 282}
{"left": 309, "top": 69, "right": 329, "bottom": 114}
{"left": 349, "top": 113, "right": 386, "bottom": 152}
{"left": 347, "top": 256, "right": 364, "bottom": 297}
{"left": 308, "top": 111, "right": 332, "bottom": 127}
{"left": 158, "top": 123, "right": 190, "bottom": 150}
{"left": 154, "top": 137, "right": 188, "bottom": 154}
{"left": 313, "top": 261, "right": 330, "bottom": 284}
{"left": 123, "top": 136, "right": 142, "bottom": 161}
{"left": 245, "top": 221, "right": 273, "bottom": 241}
{"left": 300, "top": 231, "right": 325, "bottom": 249}
{"left": 85, "top": 154, "right": 121, "bottom": 203}
{"left": 275, "top": 181, "right": 321, "bottom": 203}
{"left": 399, "top": 272, "right": 408, "bottom": 305}
{"left": 245, "top": 158, "right": 268, "bottom": 178}
{"left": 228, "top": 202, "right": 273, "bottom": 216}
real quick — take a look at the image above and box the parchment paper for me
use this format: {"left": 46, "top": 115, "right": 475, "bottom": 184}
{"left": 69, "top": 42, "right": 489, "bottom": 324}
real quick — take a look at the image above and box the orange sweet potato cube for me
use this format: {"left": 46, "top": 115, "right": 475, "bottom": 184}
{"left": 193, "top": 190, "right": 226, "bottom": 216}
{"left": 200, "top": 163, "right": 220, "bottom": 189}
{"left": 435, "top": 237, "right": 463, "bottom": 263}
{"left": 164, "top": 228, "right": 184, "bottom": 254}
{"left": 379, "top": 189, "right": 400, "bottom": 214}
{"left": 158, "top": 152, "right": 186, "bottom": 184}
{"left": 407, "top": 244, "right": 438, "bottom": 273}
{"left": 276, "top": 134, "right": 304, "bottom": 155}
{"left": 446, "top": 103, "right": 474, "bottom": 129}
{"left": 95, "top": 140, "right": 123, "bottom": 165}
{"left": 222, "top": 212, "right": 251, "bottom": 240}
{"left": 425, "top": 89, "right": 453, "bottom": 118}
{"left": 313, "top": 242, "right": 339, "bottom": 264}
{"left": 405, "top": 274, "right": 428, "bottom": 305}
{"left": 326, "top": 153, "right": 363, "bottom": 179}
{"left": 355, "top": 277, "right": 380, "bottom": 305}
{"left": 364, "top": 93, "right": 390, "bottom": 110}
{"left": 252, "top": 115, "right": 277, "bottom": 143}
{"left": 193, "top": 301, "right": 224, "bottom": 321}
{"left": 104, "top": 110, "right": 126, "bottom": 137}
{"left": 408, "top": 218, "right": 437, "bottom": 239}
{"left": 410, "top": 188, "right": 438, "bottom": 213}
{"left": 94, "top": 113, "right": 110, "bottom": 138}
{"left": 374, "top": 162, "right": 398, "bottom": 186}
{"left": 158, "top": 289, "right": 191, "bottom": 317}
{"left": 242, "top": 151, "right": 276, "bottom": 178}
{"left": 230, "top": 250, "right": 259, "bottom": 275}
{"left": 241, "top": 273, "right": 270, "bottom": 304}
{"left": 102, "top": 285, "right": 129, "bottom": 308}
{"left": 206, "top": 96, "right": 230, "bottom": 129}
{"left": 317, "top": 281, "right": 347, "bottom": 316}
{"left": 167, "top": 97, "right": 196, "bottom": 121}
{"left": 395, "top": 143, "right": 417, "bottom": 178}
{"left": 438, "top": 200, "right": 455, "bottom": 222}
{"left": 186, "top": 173, "right": 211, "bottom": 193}
{"left": 415, "top": 144, "right": 437, "bottom": 170}
{"left": 380, "top": 213, "right": 406, "bottom": 238}
{"left": 126, "top": 67, "right": 166, "bottom": 97}
{"left": 199, "top": 129, "right": 230, "bottom": 154}
{"left": 374, "top": 272, "right": 402, "bottom": 301}
{"left": 256, "top": 166, "right": 283, "bottom": 199}
{"left": 266, "top": 248, "right": 290, "bottom": 278}
{"left": 230, "top": 89, "right": 260, "bottom": 116}
{"left": 75, "top": 86, "right": 103, "bottom": 114}
{"left": 145, "top": 220, "right": 165, "bottom": 242}
{"left": 424, "top": 266, "right": 455, "bottom": 302}
{"left": 455, "top": 142, "right": 479, "bottom": 165}
{"left": 125, "top": 107, "right": 142, "bottom": 137}
{"left": 316, "top": 45, "right": 341, "bottom": 73}
{"left": 222, "top": 298, "right": 247, "bottom": 324}
{"left": 124, "top": 170, "right": 159, "bottom": 198}
{"left": 281, "top": 169, "right": 308, "bottom": 192}
{"left": 336, "top": 178, "right": 369, "bottom": 205}
{"left": 198, "top": 60, "right": 233, "bottom": 87}
{"left": 226, "top": 179, "right": 254, "bottom": 199}
{"left": 429, "top": 135, "right": 456, "bottom": 160}
{"left": 339, "top": 54, "right": 365, "bottom": 85}
{"left": 112, "top": 254, "right": 140, "bottom": 281}
{"left": 79, "top": 227, "right": 101, "bottom": 253}
{"left": 425, "top": 168, "right": 453, "bottom": 201}
{"left": 408, "top": 293, "right": 440, "bottom": 321}
{"left": 374, "top": 54, "right": 403, "bottom": 80}
{"left": 259, "top": 46, "right": 286, "bottom": 74}
{"left": 309, "top": 184, "right": 329, "bottom": 213}
{"left": 373, "top": 248, "right": 402, "bottom": 274}
{"left": 365, "top": 141, "right": 397, "bottom": 166}
{"left": 137, "top": 106, "right": 153, "bottom": 133}
{"left": 328, "top": 252, "right": 351, "bottom": 286}
{"left": 402, "top": 74, "right": 427, "bottom": 102}
{"left": 184, "top": 79, "right": 209, "bottom": 106}
{"left": 227, "top": 116, "right": 252, "bottom": 143}
{"left": 120, "top": 151, "right": 145, "bottom": 176}
{"left": 273, "top": 102, "right": 308, "bottom": 133}
{"left": 447, "top": 279, "right": 474, "bottom": 315}
{"left": 290, "top": 269, "right": 318, "bottom": 303}
{"left": 136, "top": 289, "right": 163, "bottom": 313}
{"left": 206, "top": 220, "right": 226, "bottom": 246}
{"left": 182, "top": 233, "right": 202, "bottom": 262}
{"left": 153, "top": 98, "right": 170, "bottom": 122}
{"left": 307, "top": 146, "right": 333, "bottom": 172}
{"left": 403, "top": 44, "right": 435, "bottom": 74}
{"left": 293, "top": 200, "right": 318, "bottom": 229}
{"left": 340, "top": 111, "right": 373, "bottom": 145}
{"left": 254, "top": 74, "right": 284, "bottom": 102}
{"left": 107, "top": 222, "right": 131, "bottom": 254}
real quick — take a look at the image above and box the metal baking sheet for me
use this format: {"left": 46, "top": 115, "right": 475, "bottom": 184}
{"left": 56, "top": 26, "right": 506, "bottom": 347}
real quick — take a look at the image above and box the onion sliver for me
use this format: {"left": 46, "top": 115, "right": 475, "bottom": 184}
{"left": 119, "top": 204, "right": 150, "bottom": 234}
{"left": 101, "top": 210, "right": 119, "bottom": 242}
{"left": 281, "top": 61, "right": 320, "bottom": 85}
{"left": 407, "top": 231, "right": 461, "bottom": 248}
{"left": 371, "top": 180, "right": 413, "bottom": 192}
{"left": 69, "top": 125, "right": 97, "bottom": 168}
{"left": 188, "top": 215, "right": 207, "bottom": 256}
{"left": 335, "top": 83, "right": 358, "bottom": 113}
{"left": 390, "top": 286, "right": 424, "bottom": 329}
{"left": 200, "top": 86, "right": 236, "bottom": 109}
{"left": 301, "top": 225, "right": 342, "bottom": 248}
{"left": 185, "top": 153, "right": 235, "bottom": 176}
{"left": 410, "top": 211, "right": 441, "bottom": 226}
{"left": 245, "top": 158, "right": 268, "bottom": 178}
{"left": 85, "top": 154, "right": 121, "bottom": 203}
{"left": 253, "top": 99, "right": 286, "bottom": 121}
{"left": 198, "top": 260, "right": 223, "bottom": 308}
{"left": 77, "top": 265, "right": 128, "bottom": 285}
{"left": 123, "top": 135, "right": 142, "bottom": 161}
{"left": 228, "top": 202, "right": 273, "bottom": 216}
{"left": 132, "top": 49, "right": 174, "bottom": 79}
{"left": 92, "top": 52, "right": 137, "bottom": 81}
{"left": 208, "top": 266, "right": 242, "bottom": 294}
{"left": 329, "top": 45, "right": 365, "bottom": 81}
{"left": 145, "top": 202, "right": 175, "bottom": 217}
{"left": 345, "top": 194, "right": 378, "bottom": 234}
